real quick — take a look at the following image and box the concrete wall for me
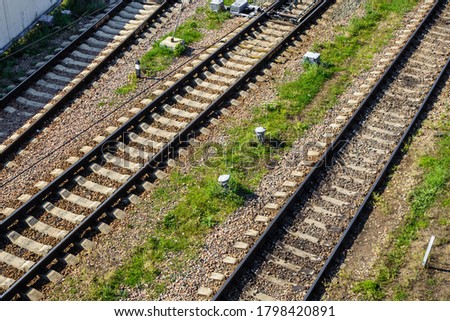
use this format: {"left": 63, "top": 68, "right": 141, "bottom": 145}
{"left": 0, "top": 0, "right": 60, "bottom": 50}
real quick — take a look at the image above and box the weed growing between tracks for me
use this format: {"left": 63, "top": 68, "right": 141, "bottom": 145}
{"left": 116, "top": 7, "right": 232, "bottom": 94}
{"left": 275, "top": 0, "right": 418, "bottom": 140}
{"left": 90, "top": 173, "right": 250, "bottom": 300}
{"left": 354, "top": 108, "right": 450, "bottom": 300}
{"left": 115, "top": 74, "right": 139, "bottom": 95}
{"left": 83, "top": 0, "right": 420, "bottom": 300}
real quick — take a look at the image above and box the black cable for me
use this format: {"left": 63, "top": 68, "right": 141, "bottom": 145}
{"left": 1, "top": 13, "right": 250, "bottom": 188}
{"left": 0, "top": 27, "right": 242, "bottom": 187}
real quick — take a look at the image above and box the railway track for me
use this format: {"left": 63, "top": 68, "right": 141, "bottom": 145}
{"left": 212, "top": 0, "right": 450, "bottom": 301}
{"left": 0, "top": 0, "right": 177, "bottom": 162}
{"left": 0, "top": 0, "right": 326, "bottom": 300}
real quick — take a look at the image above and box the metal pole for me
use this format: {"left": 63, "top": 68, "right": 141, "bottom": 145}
{"left": 135, "top": 59, "right": 141, "bottom": 78}
{"left": 171, "top": 3, "right": 184, "bottom": 41}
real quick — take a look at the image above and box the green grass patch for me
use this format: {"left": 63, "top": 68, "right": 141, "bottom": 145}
{"left": 85, "top": 0, "right": 421, "bottom": 300}
{"left": 172, "top": 20, "right": 203, "bottom": 44}
{"left": 353, "top": 280, "right": 385, "bottom": 300}
{"left": 196, "top": 6, "right": 232, "bottom": 29}
{"left": 140, "top": 39, "right": 187, "bottom": 77}
{"left": 115, "top": 73, "right": 138, "bottom": 95}
{"left": 89, "top": 171, "right": 250, "bottom": 299}
{"left": 279, "top": 64, "right": 333, "bottom": 113}
{"left": 140, "top": 7, "right": 231, "bottom": 77}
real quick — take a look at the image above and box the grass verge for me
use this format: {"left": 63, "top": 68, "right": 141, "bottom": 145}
{"left": 79, "top": 0, "right": 420, "bottom": 300}
{"left": 116, "top": 7, "right": 232, "bottom": 94}
{"left": 140, "top": 8, "right": 231, "bottom": 75}
{"left": 115, "top": 74, "right": 138, "bottom": 95}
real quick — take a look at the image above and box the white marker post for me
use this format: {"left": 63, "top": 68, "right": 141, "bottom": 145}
{"left": 218, "top": 174, "right": 230, "bottom": 188}
{"left": 422, "top": 235, "right": 436, "bottom": 267}
{"left": 135, "top": 60, "right": 141, "bottom": 79}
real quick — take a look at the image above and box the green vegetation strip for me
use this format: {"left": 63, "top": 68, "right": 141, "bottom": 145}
{"left": 115, "top": 7, "right": 231, "bottom": 94}
{"left": 83, "top": 0, "right": 419, "bottom": 300}
{"left": 354, "top": 113, "right": 450, "bottom": 300}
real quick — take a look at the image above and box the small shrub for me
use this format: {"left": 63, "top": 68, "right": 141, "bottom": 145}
{"left": 173, "top": 42, "right": 186, "bottom": 57}
{"left": 353, "top": 280, "right": 385, "bottom": 300}
{"left": 115, "top": 73, "right": 137, "bottom": 95}
{"left": 173, "top": 20, "right": 202, "bottom": 44}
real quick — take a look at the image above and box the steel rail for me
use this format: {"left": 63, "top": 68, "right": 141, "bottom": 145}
{"left": 212, "top": 0, "right": 442, "bottom": 301}
{"left": 0, "top": 0, "right": 126, "bottom": 108}
{"left": 305, "top": 58, "right": 450, "bottom": 300}
{"left": 0, "top": 0, "right": 324, "bottom": 300}
{"left": 0, "top": 0, "right": 285, "bottom": 229}
{"left": 0, "top": 0, "right": 176, "bottom": 161}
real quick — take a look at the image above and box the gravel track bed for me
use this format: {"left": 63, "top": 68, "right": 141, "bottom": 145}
{"left": 0, "top": 0, "right": 426, "bottom": 299}
{"left": 0, "top": 1, "right": 247, "bottom": 209}
{"left": 32, "top": 85, "right": 59, "bottom": 95}
{"left": 230, "top": 1, "right": 449, "bottom": 301}
{"left": 156, "top": 0, "right": 436, "bottom": 300}
{"left": 1, "top": 242, "right": 40, "bottom": 265}
{"left": 2, "top": 101, "right": 37, "bottom": 115}
{"left": 42, "top": 77, "right": 68, "bottom": 88}
{"left": 36, "top": 211, "right": 78, "bottom": 232}
{"left": 323, "top": 64, "right": 450, "bottom": 301}
{"left": 0, "top": 9, "right": 102, "bottom": 98}
{"left": 0, "top": 262, "right": 21, "bottom": 280}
